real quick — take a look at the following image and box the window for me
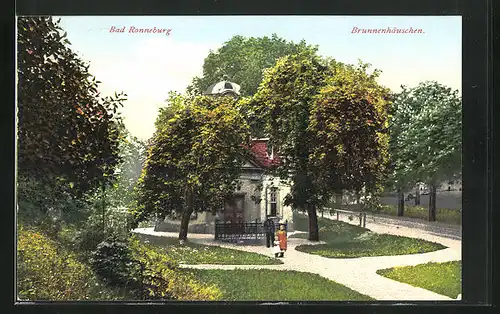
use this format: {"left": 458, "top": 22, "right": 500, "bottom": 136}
{"left": 224, "top": 82, "right": 233, "bottom": 89}
{"left": 270, "top": 188, "right": 277, "bottom": 217}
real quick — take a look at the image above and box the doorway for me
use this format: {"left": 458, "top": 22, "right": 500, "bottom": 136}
{"left": 224, "top": 194, "right": 245, "bottom": 223}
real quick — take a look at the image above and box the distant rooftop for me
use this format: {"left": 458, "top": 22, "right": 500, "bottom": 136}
{"left": 249, "top": 138, "right": 280, "bottom": 168}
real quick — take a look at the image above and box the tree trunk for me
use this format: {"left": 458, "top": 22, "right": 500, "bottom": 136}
{"left": 307, "top": 204, "right": 319, "bottom": 241}
{"left": 335, "top": 192, "right": 342, "bottom": 208}
{"left": 356, "top": 191, "right": 362, "bottom": 212}
{"left": 428, "top": 184, "right": 437, "bottom": 221}
{"left": 415, "top": 186, "right": 421, "bottom": 205}
{"left": 102, "top": 184, "right": 106, "bottom": 241}
{"left": 397, "top": 188, "right": 404, "bottom": 216}
{"left": 179, "top": 187, "right": 194, "bottom": 241}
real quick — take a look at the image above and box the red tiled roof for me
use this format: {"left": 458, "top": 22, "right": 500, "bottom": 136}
{"left": 249, "top": 139, "right": 281, "bottom": 168}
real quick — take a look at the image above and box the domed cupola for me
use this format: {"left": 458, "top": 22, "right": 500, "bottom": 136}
{"left": 203, "top": 76, "right": 241, "bottom": 98}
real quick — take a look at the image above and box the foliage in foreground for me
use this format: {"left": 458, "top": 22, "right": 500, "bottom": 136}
{"left": 190, "top": 269, "right": 374, "bottom": 301}
{"left": 17, "top": 16, "right": 143, "bottom": 245}
{"left": 90, "top": 235, "right": 222, "bottom": 300}
{"left": 292, "top": 212, "right": 446, "bottom": 258}
{"left": 376, "top": 261, "right": 461, "bottom": 299}
{"left": 17, "top": 226, "right": 128, "bottom": 301}
{"left": 17, "top": 226, "right": 221, "bottom": 301}
{"left": 18, "top": 16, "right": 125, "bottom": 197}
{"left": 129, "top": 237, "right": 222, "bottom": 300}
{"left": 134, "top": 233, "right": 283, "bottom": 265}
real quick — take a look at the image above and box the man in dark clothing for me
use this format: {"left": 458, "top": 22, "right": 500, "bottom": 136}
{"left": 264, "top": 217, "right": 275, "bottom": 248}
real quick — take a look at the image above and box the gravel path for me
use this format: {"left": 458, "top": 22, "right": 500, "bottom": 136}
{"left": 133, "top": 215, "right": 461, "bottom": 301}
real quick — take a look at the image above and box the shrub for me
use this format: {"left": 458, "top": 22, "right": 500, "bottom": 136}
{"left": 16, "top": 226, "right": 124, "bottom": 301}
{"left": 128, "top": 236, "right": 222, "bottom": 300}
{"left": 75, "top": 227, "right": 106, "bottom": 253}
{"left": 88, "top": 235, "right": 221, "bottom": 300}
{"left": 90, "top": 236, "right": 141, "bottom": 290}
{"left": 73, "top": 202, "right": 133, "bottom": 254}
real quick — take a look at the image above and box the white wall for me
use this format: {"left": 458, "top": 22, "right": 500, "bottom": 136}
{"left": 260, "top": 176, "right": 294, "bottom": 229}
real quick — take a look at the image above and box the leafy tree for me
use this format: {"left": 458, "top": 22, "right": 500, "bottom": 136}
{"left": 251, "top": 54, "right": 391, "bottom": 241}
{"left": 250, "top": 52, "right": 331, "bottom": 241}
{"left": 389, "top": 81, "right": 461, "bottom": 221}
{"left": 187, "top": 34, "right": 318, "bottom": 97}
{"left": 309, "top": 62, "right": 392, "bottom": 212}
{"left": 81, "top": 128, "right": 147, "bottom": 248}
{"left": 155, "top": 91, "right": 187, "bottom": 132}
{"left": 17, "top": 17, "right": 126, "bottom": 227}
{"left": 133, "top": 95, "right": 251, "bottom": 240}
{"left": 386, "top": 87, "right": 418, "bottom": 216}
{"left": 107, "top": 128, "right": 147, "bottom": 209}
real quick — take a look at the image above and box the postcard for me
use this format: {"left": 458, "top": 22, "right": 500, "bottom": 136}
{"left": 15, "top": 15, "right": 462, "bottom": 302}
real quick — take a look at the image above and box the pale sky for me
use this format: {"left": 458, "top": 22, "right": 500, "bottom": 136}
{"left": 57, "top": 16, "right": 461, "bottom": 141}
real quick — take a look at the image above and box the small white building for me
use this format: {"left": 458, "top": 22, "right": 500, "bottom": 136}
{"left": 154, "top": 137, "right": 294, "bottom": 233}
{"left": 222, "top": 138, "right": 293, "bottom": 226}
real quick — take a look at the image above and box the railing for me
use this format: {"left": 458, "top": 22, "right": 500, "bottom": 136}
{"left": 214, "top": 219, "right": 287, "bottom": 241}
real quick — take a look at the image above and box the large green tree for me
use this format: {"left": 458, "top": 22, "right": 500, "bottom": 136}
{"left": 133, "top": 95, "right": 251, "bottom": 240}
{"left": 187, "top": 34, "right": 318, "bottom": 97}
{"left": 251, "top": 54, "right": 391, "bottom": 241}
{"left": 250, "top": 52, "right": 331, "bottom": 241}
{"left": 17, "top": 17, "right": 126, "bottom": 227}
{"left": 309, "top": 62, "right": 392, "bottom": 210}
{"left": 389, "top": 81, "right": 462, "bottom": 221}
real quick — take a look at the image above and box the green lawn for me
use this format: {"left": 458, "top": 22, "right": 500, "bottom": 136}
{"left": 292, "top": 213, "right": 446, "bottom": 258}
{"left": 376, "top": 261, "right": 462, "bottom": 299}
{"left": 189, "top": 269, "right": 374, "bottom": 301}
{"left": 134, "top": 233, "right": 282, "bottom": 265}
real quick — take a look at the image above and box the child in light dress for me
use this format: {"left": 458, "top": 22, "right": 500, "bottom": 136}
{"left": 273, "top": 240, "right": 282, "bottom": 257}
